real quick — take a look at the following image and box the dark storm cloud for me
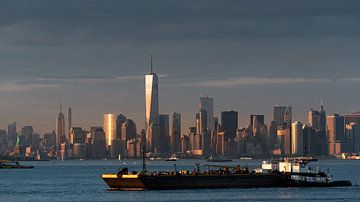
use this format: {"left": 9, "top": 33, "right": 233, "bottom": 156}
{"left": 0, "top": 0, "right": 360, "bottom": 46}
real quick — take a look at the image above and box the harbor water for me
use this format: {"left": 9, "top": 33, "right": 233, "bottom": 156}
{"left": 1, "top": 159, "right": 360, "bottom": 201}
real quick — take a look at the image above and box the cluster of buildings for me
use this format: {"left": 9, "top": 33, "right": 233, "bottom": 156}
{"left": 1, "top": 60, "right": 360, "bottom": 160}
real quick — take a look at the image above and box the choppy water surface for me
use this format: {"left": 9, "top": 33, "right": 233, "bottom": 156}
{"left": 1, "top": 159, "right": 360, "bottom": 201}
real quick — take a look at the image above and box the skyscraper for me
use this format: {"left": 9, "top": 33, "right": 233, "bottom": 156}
{"left": 291, "top": 121, "right": 303, "bottom": 155}
{"left": 171, "top": 112, "right": 181, "bottom": 154}
{"left": 159, "top": 114, "right": 170, "bottom": 154}
{"left": 199, "top": 97, "right": 214, "bottom": 131}
{"left": 145, "top": 53, "right": 159, "bottom": 152}
{"left": 327, "top": 114, "right": 345, "bottom": 155}
{"left": 116, "top": 114, "right": 126, "bottom": 139}
{"left": 308, "top": 109, "right": 320, "bottom": 129}
{"left": 221, "top": 111, "right": 238, "bottom": 140}
{"left": 68, "top": 107, "right": 72, "bottom": 139}
{"left": 273, "top": 105, "right": 292, "bottom": 126}
{"left": 56, "top": 103, "right": 66, "bottom": 147}
{"left": 103, "top": 113, "right": 116, "bottom": 147}
{"left": 250, "top": 115, "right": 264, "bottom": 129}
{"left": 7, "top": 121, "right": 17, "bottom": 148}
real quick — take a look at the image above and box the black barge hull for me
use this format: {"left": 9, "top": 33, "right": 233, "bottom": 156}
{"left": 102, "top": 174, "right": 352, "bottom": 190}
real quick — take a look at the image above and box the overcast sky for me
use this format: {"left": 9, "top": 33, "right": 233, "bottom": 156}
{"left": 0, "top": 0, "right": 360, "bottom": 134}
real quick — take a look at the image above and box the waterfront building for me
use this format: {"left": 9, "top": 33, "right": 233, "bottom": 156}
{"left": 221, "top": 111, "right": 238, "bottom": 140}
{"left": 171, "top": 112, "right": 181, "bottom": 154}
{"left": 291, "top": 121, "right": 303, "bottom": 155}
{"left": 145, "top": 53, "right": 160, "bottom": 152}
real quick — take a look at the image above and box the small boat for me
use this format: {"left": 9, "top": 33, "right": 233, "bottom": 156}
{"left": 0, "top": 161, "right": 34, "bottom": 169}
{"left": 240, "top": 157, "right": 252, "bottom": 160}
{"left": 207, "top": 156, "right": 233, "bottom": 162}
{"left": 165, "top": 154, "right": 178, "bottom": 161}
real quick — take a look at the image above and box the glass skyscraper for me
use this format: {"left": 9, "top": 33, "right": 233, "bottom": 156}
{"left": 145, "top": 54, "right": 159, "bottom": 152}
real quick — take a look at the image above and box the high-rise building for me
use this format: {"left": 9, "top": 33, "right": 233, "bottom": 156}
{"left": 200, "top": 97, "right": 214, "bottom": 131}
{"left": 308, "top": 109, "right": 320, "bottom": 129}
{"left": 91, "top": 127, "right": 107, "bottom": 159}
{"left": 68, "top": 107, "right": 72, "bottom": 139}
{"left": 56, "top": 103, "right": 66, "bottom": 147}
{"left": 250, "top": 115, "right": 264, "bottom": 129}
{"left": 344, "top": 112, "right": 360, "bottom": 125}
{"left": 116, "top": 114, "right": 126, "bottom": 139}
{"left": 145, "top": 53, "right": 159, "bottom": 152}
{"left": 221, "top": 111, "right": 238, "bottom": 140}
{"left": 345, "top": 123, "right": 360, "bottom": 152}
{"left": 69, "top": 127, "right": 85, "bottom": 144}
{"left": 171, "top": 112, "right": 181, "bottom": 154}
{"left": 327, "top": 114, "right": 345, "bottom": 155}
{"left": 319, "top": 101, "right": 327, "bottom": 131}
{"left": 291, "top": 121, "right": 303, "bottom": 155}
{"left": 159, "top": 114, "right": 170, "bottom": 153}
{"left": 7, "top": 121, "right": 17, "bottom": 148}
{"left": 103, "top": 113, "right": 116, "bottom": 148}
{"left": 273, "top": 105, "right": 292, "bottom": 126}
{"left": 121, "top": 119, "right": 137, "bottom": 141}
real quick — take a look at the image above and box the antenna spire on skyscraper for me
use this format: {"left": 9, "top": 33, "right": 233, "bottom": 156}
{"left": 60, "top": 100, "right": 62, "bottom": 113}
{"left": 150, "top": 50, "right": 153, "bottom": 74}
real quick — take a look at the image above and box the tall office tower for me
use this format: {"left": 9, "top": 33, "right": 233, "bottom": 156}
{"left": 291, "top": 121, "right": 303, "bottom": 155}
{"left": 345, "top": 123, "right": 360, "bottom": 152}
{"left": 221, "top": 111, "right": 238, "bottom": 140}
{"left": 159, "top": 114, "right": 170, "bottom": 154}
{"left": 91, "top": 127, "right": 107, "bottom": 159}
{"left": 308, "top": 109, "right": 320, "bottom": 129}
{"left": 277, "top": 125, "right": 291, "bottom": 155}
{"left": 250, "top": 115, "right": 264, "bottom": 129}
{"left": 319, "top": 102, "right": 327, "bottom": 131}
{"left": 56, "top": 103, "right": 66, "bottom": 147}
{"left": 199, "top": 110, "right": 208, "bottom": 135}
{"left": 69, "top": 127, "right": 85, "bottom": 144}
{"left": 199, "top": 97, "right": 214, "bottom": 131}
{"left": 145, "top": 53, "right": 159, "bottom": 152}
{"left": 68, "top": 107, "right": 72, "bottom": 139}
{"left": 327, "top": 114, "right": 345, "bottom": 155}
{"left": 121, "top": 119, "right": 137, "bottom": 141}
{"left": 7, "top": 121, "right": 17, "bottom": 148}
{"left": 344, "top": 112, "right": 360, "bottom": 125}
{"left": 103, "top": 113, "right": 116, "bottom": 148}
{"left": 171, "top": 112, "right": 181, "bottom": 154}
{"left": 116, "top": 114, "right": 126, "bottom": 139}
{"left": 69, "top": 127, "right": 85, "bottom": 159}
{"left": 195, "top": 113, "right": 200, "bottom": 135}
{"left": 273, "top": 105, "right": 292, "bottom": 126}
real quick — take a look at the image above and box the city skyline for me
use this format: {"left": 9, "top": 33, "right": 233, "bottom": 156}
{"left": 1, "top": 1, "right": 360, "bottom": 133}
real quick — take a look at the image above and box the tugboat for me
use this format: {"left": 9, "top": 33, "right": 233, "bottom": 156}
{"left": 101, "top": 152, "right": 352, "bottom": 190}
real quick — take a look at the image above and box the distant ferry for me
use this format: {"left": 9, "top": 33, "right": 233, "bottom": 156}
{"left": 101, "top": 157, "right": 351, "bottom": 190}
{"left": 0, "top": 160, "right": 34, "bottom": 169}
